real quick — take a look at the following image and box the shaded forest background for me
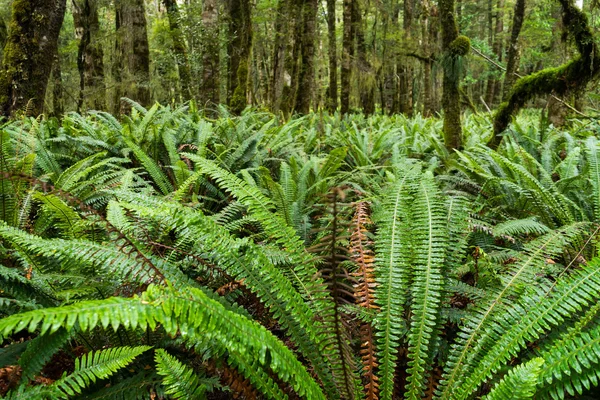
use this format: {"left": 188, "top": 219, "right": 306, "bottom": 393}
{"left": 0, "top": 0, "right": 597, "bottom": 127}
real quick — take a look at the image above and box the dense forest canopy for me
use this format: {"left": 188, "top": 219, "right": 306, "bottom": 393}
{"left": 3, "top": 0, "right": 600, "bottom": 399}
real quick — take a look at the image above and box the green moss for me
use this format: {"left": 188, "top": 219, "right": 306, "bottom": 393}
{"left": 230, "top": 60, "right": 249, "bottom": 115}
{"left": 449, "top": 35, "right": 471, "bottom": 57}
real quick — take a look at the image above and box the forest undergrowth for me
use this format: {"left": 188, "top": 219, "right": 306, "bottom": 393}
{"left": 1, "top": 103, "right": 600, "bottom": 399}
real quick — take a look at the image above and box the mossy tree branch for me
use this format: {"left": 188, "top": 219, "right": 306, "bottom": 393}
{"left": 490, "top": 0, "right": 600, "bottom": 149}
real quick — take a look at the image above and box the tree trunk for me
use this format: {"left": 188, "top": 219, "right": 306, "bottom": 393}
{"left": 200, "top": 0, "right": 220, "bottom": 107}
{"left": 0, "top": 0, "right": 67, "bottom": 117}
{"left": 356, "top": 0, "right": 375, "bottom": 115}
{"left": 271, "top": 0, "right": 291, "bottom": 112}
{"left": 326, "top": 0, "right": 338, "bottom": 111}
{"left": 422, "top": 0, "right": 436, "bottom": 116}
{"left": 227, "top": 0, "right": 252, "bottom": 114}
{"left": 439, "top": 0, "right": 469, "bottom": 150}
{"left": 115, "top": 0, "right": 151, "bottom": 111}
{"left": 484, "top": 0, "right": 504, "bottom": 108}
{"left": 492, "top": 0, "right": 600, "bottom": 148}
{"left": 398, "top": 0, "right": 414, "bottom": 115}
{"left": 341, "top": 0, "right": 354, "bottom": 114}
{"left": 73, "top": 0, "right": 105, "bottom": 112}
{"left": 50, "top": 53, "right": 64, "bottom": 117}
{"left": 163, "top": 0, "right": 192, "bottom": 101}
{"left": 502, "top": 0, "right": 524, "bottom": 100}
{"left": 294, "top": 0, "right": 319, "bottom": 114}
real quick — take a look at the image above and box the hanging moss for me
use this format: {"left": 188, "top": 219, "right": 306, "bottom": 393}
{"left": 491, "top": 0, "right": 599, "bottom": 149}
{"left": 449, "top": 35, "right": 471, "bottom": 57}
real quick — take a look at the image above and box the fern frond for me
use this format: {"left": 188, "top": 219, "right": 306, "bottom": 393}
{"left": 436, "top": 223, "right": 586, "bottom": 399}
{"left": 18, "top": 328, "right": 71, "bottom": 382}
{"left": 483, "top": 358, "right": 544, "bottom": 400}
{"left": 154, "top": 349, "right": 208, "bottom": 399}
{"left": 585, "top": 136, "right": 600, "bottom": 222}
{"left": 79, "top": 371, "right": 161, "bottom": 399}
{"left": 55, "top": 346, "right": 151, "bottom": 398}
{"left": 374, "top": 164, "right": 417, "bottom": 400}
{"left": 110, "top": 195, "right": 337, "bottom": 398}
{"left": 0, "top": 285, "right": 326, "bottom": 400}
{"left": 350, "top": 201, "right": 378, "bottom": 400}
{"left": 123, "top": 138, "right": 173, "bottom": 195}
{"left": 405, "top": 171, "right": 448, "bottom": 399}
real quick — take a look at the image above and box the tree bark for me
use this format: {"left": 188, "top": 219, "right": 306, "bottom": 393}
{"left": 163, "top": 0, "right": 192, "bottom": 101}
{"left": 422, "top": 0, "right": 437, "bottom": 116}
{"left": 398, "top": 0, "right": 414, "bottom": 115}
{"left": 356, "top": 0, "right": 375, "bottom": 115}
{"left": 502, "top": 0, "right": 525, "bottom": 100}
{"left": 492, "top": 0, "right": 600, "bottom": 148}
{"left": 50, "top": 52, "right": 63, "bottom": 117}
{"left": 200, "top": 0, "right": 220, "bottom": 107}
{"left": 271, "top": 0, "right": 291, "bottom": 112}
{"left": 439, "top": 0, "right": 469, "bottom": 150}
{"left": 341, "top": 0, "right": 354, "bottom": 114}
{"left": 115, "top": 0, "right": 151, "bottom": 111}
{"left": 0, "top": 0, "right": 67, "bottom": 117}
{"left": 73, "top": 0, "right": 105, "bottom": 112}
{"left": 484, "top": 0, "right": 504, "bottom": 108}
{"left": 294, "top": 0, "right": 319, "bottom": 114}
{"left": 326, "top": 0, "right": 338, "bottom": 111}
{"left": 227, "top": 0, "right": 252, "bottom": 114}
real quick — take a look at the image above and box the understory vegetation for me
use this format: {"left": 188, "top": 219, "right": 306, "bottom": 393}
{"left": 1, "top": 104, "right": 600, "bottom": 399}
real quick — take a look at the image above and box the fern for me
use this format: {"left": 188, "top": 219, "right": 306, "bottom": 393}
{"left": 154, "top": 349, "right": 210, "bottom": 399}
{"left": 483, "top": 358, "right": 544, "bottom": 400}
{"left": 405, "top": 172, "right": 448, "bottom": 399}
{"left": 18, "top": 328, "right": 72, "bottom": 382}
{"left": 373, "top": 164, "right": 416, "bottom": 400}
{"left": 0, "top": 285, "right": 327, "bottom": 400}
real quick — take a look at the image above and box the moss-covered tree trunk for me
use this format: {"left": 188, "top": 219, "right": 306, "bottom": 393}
{"left": 271, "top": 0, "right": 291, "bottom": 112}
{"left": 502, "top": 0, "right": 524, "bottom": 100}
{"left": 163, "top": 0, "right": 192, "bottom": 101}
{"left": 0, "top": 17, "right": 7, "bottom": 61}
{"left": 491, "top": 0, "right": 600, "bottom": 149}
{"left": 50, "top": 52, "right": 63, "bottom": 117}
{"left": 227, "top": 0, "right": 252, "bottom": 114}
{"left": 484, "top": 0, "right": 504, "bottom": 108}
{"left": 356, "top": 0, "right": 375, "bottom": 115}
{"left": 294, "top": 0, "right": 319, "bottom": 114}
{"left": 341, "top": 0, "right": 354, "bottom": 114}
{"left": 200, "top": 0, "right": 220, "bottom": 107}
{"left": 115, "top": 0, "right": 151, "bottom": 111}
{"left": 73, "top": 0, "right": 105, "bottom": 112}
{"left": 422, "top": 0, "right": 436, "bottom": 116}
{"left": 0, "top": 0, "right": 67, "bottom": 117}
{"left": 397, "top": 0, "right": 415, "bottom": 115}
{"left": 326, "top": 0, "right": 338, "bottom": 111}
{"left": 439, "top": 0, "right": 469, "bottom": 150}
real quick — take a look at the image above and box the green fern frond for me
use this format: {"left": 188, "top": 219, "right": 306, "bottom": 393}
{"left": 585, "top": 136, "right": 600, "bottom": 222}
{"left": 493, "top": 217, "right": 550, "bottom": 238}
{"left": 154, "top": 349, "right": 209, "bottom": 399}
{"left": 123, "top": 137, "right": 173, "bottom": 195}
{"left": 374, "top": 164, "right": 417, "bottom": 400}
{"left": 405, "top": 172, "right": 448, "bottom": 399}
{"left": 109, "top": 194, "right": 337, "bottom": 398}
{"left": 0, "top": 284, "right": 326, "bottom": 400}
{"left": 483, "top": 358, "right": 544, "bottom": 400}
{"left": 55, "top": 346, "right": 151, "bottom": 398}
{"left": 79, "top": 371, "right": 161, "bottom": 400}
{"left": 436, "top": 223, "right": 586, "bottom": 399}
{"left": 18, "top": 328, "right": 72, "bottom": 382}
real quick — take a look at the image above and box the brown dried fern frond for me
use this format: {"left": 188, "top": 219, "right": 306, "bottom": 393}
{"left": 350, "top": 201, "right": 379, "bottom": 399}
